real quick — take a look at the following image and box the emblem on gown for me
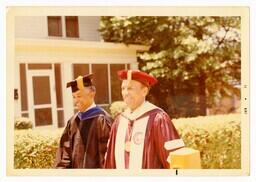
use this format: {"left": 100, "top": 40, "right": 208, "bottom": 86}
{"left": 133, "top": 132, "right": 144, "bottom": 145}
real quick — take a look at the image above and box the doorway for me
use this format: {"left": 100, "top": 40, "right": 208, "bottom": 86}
{"left": 27, "top": 70, "right": 57, "bottom": 127}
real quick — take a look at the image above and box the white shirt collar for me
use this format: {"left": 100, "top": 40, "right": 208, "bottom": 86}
{"left": 122, "top": 101, "right": 159, "bottom": 120}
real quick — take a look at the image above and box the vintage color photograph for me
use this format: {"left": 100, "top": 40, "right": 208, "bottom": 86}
{"left": 6, "top": 6, "right": 249, "bottom": 176}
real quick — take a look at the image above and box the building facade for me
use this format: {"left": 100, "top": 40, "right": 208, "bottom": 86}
{"left": 14, "top": 16, "right": 148, "bottom": 128}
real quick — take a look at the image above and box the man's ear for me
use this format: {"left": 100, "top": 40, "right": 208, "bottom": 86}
{"left": 142, "top": 86, "right": 149, "bottom": 97}
{"left": 92, "top": 91, "right": 96, "bottom": 97}
{"left": 90, "top": 89, "right": 96, "bottom": 98}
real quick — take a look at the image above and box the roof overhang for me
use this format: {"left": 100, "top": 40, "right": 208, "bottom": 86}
{"left": 15, "top": 38, "right": 150, "bottom": 52}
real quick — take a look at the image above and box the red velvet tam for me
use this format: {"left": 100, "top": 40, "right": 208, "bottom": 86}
{"left": 117, "top": 69, "right": 157, "bottom": 87}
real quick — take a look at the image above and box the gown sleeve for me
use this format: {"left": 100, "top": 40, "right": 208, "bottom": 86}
{"left": 54, "top": 120, "right": 72, "bottom": 168}
{"left": 103, "top": 118, "right": 120, "bottom": 169}
{"left": 152, "top": 111, "right": 180, "bottom": 168}
{"left": 96, "top": 115, "right": 113, "bottom": 168}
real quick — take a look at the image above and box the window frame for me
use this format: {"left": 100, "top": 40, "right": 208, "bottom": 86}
{"left": 47, "top": 16, "right": 63, "bottom": 37}
{"left": 47, "top": 16, "right": 79, "bottom": 38}
{"left": 65, "top": 16, "right": 79, "bottom": 38}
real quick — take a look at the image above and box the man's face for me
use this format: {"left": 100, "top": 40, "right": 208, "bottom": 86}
{"left": 72, "top": 87, "right": 94, "bottom": 112}
{"left": 121, "top": 80, "right": 148, "bottom": 111}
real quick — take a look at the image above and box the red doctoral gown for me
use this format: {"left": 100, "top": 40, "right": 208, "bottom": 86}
{"left": 104, "top": 101, "right": 184, "bottom": 169}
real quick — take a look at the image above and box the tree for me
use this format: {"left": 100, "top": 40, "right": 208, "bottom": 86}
{"left": 99, "top": 16, "right": 241, "bottom": 118}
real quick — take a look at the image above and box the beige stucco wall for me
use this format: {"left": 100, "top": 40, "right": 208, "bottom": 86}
{"left": 15, "top": 16, "right": 102, "bottom": 41}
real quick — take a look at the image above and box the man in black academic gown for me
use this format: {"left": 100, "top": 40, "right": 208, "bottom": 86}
{"left": 55, "top": 74, "right": 112, "bottom": 168}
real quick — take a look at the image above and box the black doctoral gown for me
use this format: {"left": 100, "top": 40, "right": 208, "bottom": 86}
{"left": 55, "top": 106, "right": 112, "bottom": 168}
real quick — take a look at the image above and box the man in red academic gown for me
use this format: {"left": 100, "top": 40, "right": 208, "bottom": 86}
{"left": 55, "top": 74, "right": 112, "bottom": 168}
{"left": 104, "top": 70, "right": 184, "bottom": 169}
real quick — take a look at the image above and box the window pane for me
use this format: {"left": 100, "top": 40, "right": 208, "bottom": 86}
{"left": 34, "top": 108, "right": 52, "bottom": 126}
{"left": 48, "top": 16, "right": 62, "bottom": 37}
{"left": 28, "top": 64, "right": 52, "bottom": 70}
{"left": 92, "top": 64, "right": 109, "bottom": 104}
{"left": 57, "top": 110, "right": 64, "bottom": 128}
{"left": 22, "top": 113, "right": 29, "bottom": 118}
{"left": 32, "top": 76, "right": 51, "bottom": 105}
{"left": 19, "top": 64, "right": 28, "bottom": 111}
{"left": 65, "top": 16, "right": 79, "bottom": 38}
{"left": 73, "top": 64, "right": 89, "bottom": 79}
{"left": 110, "top": 64, "right": 125, "bottom": 102}
{"left": 54, "top": 64, "right": 63, "bottom": 108}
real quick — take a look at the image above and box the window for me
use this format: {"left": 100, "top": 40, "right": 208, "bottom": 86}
{"left": 54, "top": 64, "right": 65, "bottom": 127}
{"left": 47, "top": 16, "right": 62, "bottom": 37}
{"left": 92, "top": 64, "right": 109, "bottom": 104}
{"left": 32, "top": 76, "right": 51, "bottom": 105}
{"left": 110, "top": 64, "right": 126, "bottom": 102}
{"left": 73, "top": 64, "right": 89, "bottom": 79}
{"left": 65, "top": 16, "right": 79, "bottom": 38}
{"left": 47, "top": 16, "right": 79, "bottom": 38}
{"left": 72, "top": 63, "right": 129, "bottom": 106}
{"left": 19, "top": 64, "right": 28, "bottom": 112}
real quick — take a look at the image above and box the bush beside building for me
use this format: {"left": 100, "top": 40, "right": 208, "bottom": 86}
{"left": 14, "top": 114, "right": 240, "bottom": 169}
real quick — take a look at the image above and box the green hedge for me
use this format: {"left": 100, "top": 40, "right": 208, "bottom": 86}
{"left": 173, "top": 114, "right": 241, "bottom": 169}
{"left": 109, "top": 101, "right": 127, "bottom": 118}
{"left": 14, "top": 128, "right": 63, "bottom": 169}
{"left": 14, "top": 114, "right": 240, "bottom": 169}
{"left": 14, "top": 117, "right": 33, "bottom": 130}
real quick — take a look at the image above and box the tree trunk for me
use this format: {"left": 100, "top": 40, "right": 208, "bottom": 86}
{"left": 199, "top": 74, "right": 207, "bottom": 116}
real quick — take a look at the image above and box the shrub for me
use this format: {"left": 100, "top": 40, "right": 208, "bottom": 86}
{"left": 14, "top": 117, "right": 33, "bottom": 130}
{"left": 109, "top": 101, "right": 127, "bottom": 118}
{"left": 14, "top": 128, "right": 63, "bottom": 169}
{"left": 14, "top": 114, "right": 241, "bottom": 169}
{"left": 173, "top": 114, "right": 241, "bottom": 169}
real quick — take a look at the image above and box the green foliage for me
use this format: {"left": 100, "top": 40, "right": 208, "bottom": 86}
{"left": 109, "top": 101, "right": 127, "bottom": 119}
{"left": 99, "top": 16, "right": 241, "bottom": 117}
{"left": 14, "top": 114, "right": 240, "bottom": 169}
{"left": 173, "top": 114, "right": 241, "bottom": 169}
{"left": 14, "top": 117, "right": 33, "bottom": 130}
{"left": 14, "top": 128, "right": 63, "bottom": 169}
